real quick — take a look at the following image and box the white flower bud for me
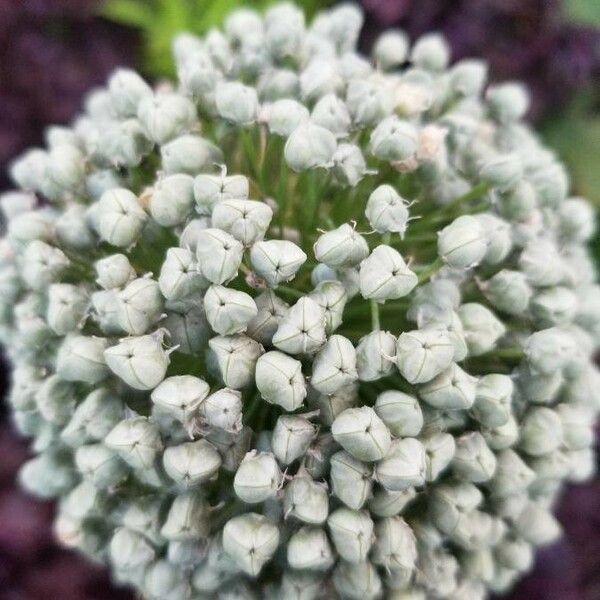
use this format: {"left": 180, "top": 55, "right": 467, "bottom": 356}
{"left": 300, "top": 57, "right": 343, "bottom": 102}
{"left": 306, "top": 280, "right": 346, "bottom": 334}
{"left": 531, "top": 286, "right": 577, "bottom": 328}
{"left": 458, "top": 303, "right": 506, "bottom": 356}
{"left": 483, "top": 414, "right": 519, "bottom": 451}
{"left": 312, "top": 383, "right": 358, "bottom": 425}
{"left": 330, "top": 142, "right": 367, "bottom": 186}
{"left": 438, "top": 215, "right": 487, "bottom": 269}
{"left": 163, "top": 439, "right": 222, "bottom": 488}
{"left": 137, "top": 92, "right": 196, "bottom": 144}
{"left": 370, "top": 116, "right": 418, "bottom": 162}
{"left": 108, "top": 69, "right": 152, "bottom": 117}
{"left": 482, "top": 269, "right": 532, "bottom": 316}
{"left": 359, "top": 244, "right": 417, "bottom": 302}
{"left": 257, "top": 68, "right": 300, "bottom": 101}
{"left": 558, "top": 197, "right": 595, "bottom": 242}
{"left": 95, "top": 118, "right": 153, "bottom": 169}
{"left": 333, "top": 560, "right": 382, "bottom": 600}
{"left": 105, "top": 416, "right": 163, "bottom": 469}
{"left": 95, "top": 254, "right": 136, "bottom": 290}
{"left": 287, "top": 526, "right": 334, "bottom": 571}
{"left": 272, "top": 296, "right": 326, "bottom": 355}
{"left": 487, "top": 449, "right": 535, "bottom": 497}
{"left": 346, "top": 77, "right": 394, "bottom": 126}
{"left": 161, "top": 492, "right": 210, "bottom": 541}
{"left": 471, "top": 374, "right": 513, "bottom": 428}
{"left": 284, "top": 122, "right": 337, "bottom": 172}
{"left": 372, "top": 516, "right": 417, "bottom": 574}
{"left": 314, "top": 224, "right": 369, "bottom": 269}
{"left": 395, "top": 329, "right": 455, "bottom": 384}
{"left": 55, "top": 204, "right": 96, "bottom": 249}
{"left": 250, "top": 239, "right": 307, "bottom": 286}
{"left": 479, "top": 154, "right": 523, "bottom": 190}
{"left": 421, "top": 432, "right": 456, "bottom": 481}
{"left": 374, "top": 438, "right": 426, "bottom": 491}
{"left": 311, "top": 93, "right": 351, "bottom": 138}
{"left": 524, "top": 327, "right": 576, "bottom": 375}
{"left": 222, "top": 513, "right": 280, "bottom": 577}
{"left": 199, "top": 387, "right": 243, "bottom": 432}
{"left": 149, "top": 173, "right": 195, "bottom": 227}
{"left": 212, "top": 199, "right": 273, "bottom": 247}
{"left": 475, "top": 213, "right": 512, "bottom": 264}
{"left": 117, "top": 277, "right": 164, "bottom": 335}
{"left": 514, "top": 502, "right": 561, "bottom": 546}
{"left": 356, "top": 330, "right": 397, "bottom": 381}
{"left": 246, "top": 289, "right": 288, "bottom": 345}
{"left": 144, "top": 559, "right": 191, "bottom": 600}
{"left": 452, "top": 432, "right": 497, "bottom": 482}
{"left": 215, "top": 81, "right": 258, "bottom": 126}
{"left": 519, "top": 407, "right": 563, "bottom": 456}
{"left": 46, "top": 283, "right": 88, "bottom": 335}
{"left": 162, "top": 297, "right": 210, "bottom": 354}
{"left": 283, "top": 473, "right": 329, "bottom": 525}
{"left": 104, "top": 332, "right": 170, "bottom": 390}
{"left": 374, "top": 390, "right": 423, "bottom": 437}
{"left": 194, "top": 171, "right": 250, "bottom": 216}
{"left": 449, "top": 59, "right": 487, "bottom": 96}
{"left": 151, "top": 375, "right": 210, "bottom": 422}
{"left": 195, "top": 228, "right": 244, "bottom": 284}
{"left": 411, "top": 33, "right": 450, "bottom": 71}
{"left": 327, "top": 508, "right": 374, "bottom": 564}
{"left": 332, "top": 406, "right": 391, "bottom": 462}
{"left": 373, "top": 29, "right": 409, "bottom": 70}
{"left": 330, "top": 450, "right": 373, "bottom": 510}
{"left": 419, "top": 363, "right": 477, "bottom": 410}
{"left": 204, "top": 285, "right": 258, "bottom": 336}
{"left": 265, "top": 3, "right": 305, "bottom": 59}
{"left": 158, "top": 247, "right": 208, "bottom": 300}
{"left": 74, "top": 444, "right": 129, "bottom": 488}
{"left": 486, "top": 82, "right": 529, "bottom": 123}
{"left": 518, "top": 239, "right": 565, "bottom": 287}
{"left": 161, "top": 134, "right": 223, "bottom": 175}
{"left": 365, "top": 184, "right": 410, "bottom": 235}
{"left": 22, "top": 240, "right": 69, "bottom": 291}
{"left": 369, "top": 487, "right": 417, "bottom": 519}
{"left": 96, "top": 188, "right": 147, "bottom": 248}
{"left": 272, "top": 415, "right": 316, "bottom": 465}
{"left": 208, "top": 334, "right": 263, "bottom": 389}
{"left": 311, "top": 335, "right": 358, "bottom": 395}
{"left": 109, "top": 527, "right": 155, "bottom": 572}
{"left": 255, "top": 350, "right": 306, "bottom": 411}
{"left": 495, "top": 537, "right": 533, "bottom": 573}
{"left": 266, "top": 99, "right": 310, "bottom": 137}
{"left": 556, "top": 404, "right": 594, "bottom": 451}
{"left": 56, "top": 334, "right": 110, "bottom": 383}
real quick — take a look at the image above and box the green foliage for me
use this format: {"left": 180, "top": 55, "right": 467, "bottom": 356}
{"left": 564, "top": 0, "right": 600, "bottom": 26}
{"left": 101, "top": 0, "right": 328, "bottom": 76}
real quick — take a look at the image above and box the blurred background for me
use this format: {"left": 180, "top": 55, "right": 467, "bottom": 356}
{"left": 0, "top": 1, "right": 599, "bottom": 598}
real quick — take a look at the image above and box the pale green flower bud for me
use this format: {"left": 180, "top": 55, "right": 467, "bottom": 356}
{"left": 373, "top": 30, "right": 409, "bottom": 70}
{"left": 161, "top": 492, "right": 210, "bottom": 541}
{"left": 95, "top": 118, "right": 153, "bottom": 168}
{"left": 19, "top": 448, "right": 77, "bottom": 499}
{"left": 195, "top": 228, "right": 244, "bottom": 285}
{"left": 452, "top": 431, "right": 497, "bottom": 483}
{"left": 55, "top": 204, "right": 96, "bottom": 250}
{"left": 272, "top": 414, "right": 316, "bottom": 465}
{"left": 284, "top": 474, "right": 329, "bottom": 526}
{"left": 314, "top": 223, "right": 369, "bottom": 269}
{"left": 556, "top": 404, "right": 594, "bottom": 451}
{"left": 365, "top": 185, "right": 410, "bottom": 235}
{"left": 46, "top": 143, "right": 85, "bottom": 194}
{"left": 524, "top": 327, "right": 576, "bottom": 375}
{"left": 300, "top": 58, "right": 343, "bottom": 103}
{"left": 495, "top": 536, "right": 533, "bottom": 573}
{"left": 395, "top": 329, "right": 455, "bottom": 384}
{"left": 74, "top": 443, "right": 128, "bottom": 488}
{"left": 359, "top": 244, "right": 417, "bottom": 302}
{"left": 95, "top": 254, "right": 136, "bottom": 290}
{"left": 250, "top": 239, "right": 307, "bottom": 286}
{"left": 117, "top": 277, "right": 164, "bottom": 335}
{"left": 266, "top": 99, "right": 310, "bottom": 137}
{"left": 531, "top": 286, "right": 577, "bottom": 328}
{"left": 204, "top": 285, "right": 258, "bottom": 336}
{"left": 105, "top": 416, "right": 163, "bottom": 469}
{"left": 449, "top": 59, "right": 487, "bottom": 96}
{"left": 429, "top": 481, "right": 482, "bottom": 535}
{"left": 108, "top": 69, "right": 152, "bottom": 118}
{"left": 479, "top": 153, "right": 523, "bottom": 190}
{"left": 222, "top": 512, "right": 280, "bottom": 577}
{"left": 514, "top": 502, "right": 561, "bottom": 546}
{"left": 255, "top": 350, "right": 306, "bottom": 411}
{"left": 109, "top": 527, "right": 155, "bottom": 572}
{"left": 311, "top": 94, "right": 351, "bottom": 138}
{"left": 356, "top": 330, "right": 397, "bottom": 381}
{"left": 487, "top": 449, "right": 535, "bottom": 497}
{"left": 224, "top": 7, "right": 263, "bottom": 43}
{"left": 419, "top": 362, "right": 477, "bottom": 410}
{"left": 486, "top": 82, "right": 529, "bottom": 123}
{"left": 137, "top": 92, "right": 196, "bottom": 144}
{"left": 517, "top": 364, "right": 563, "bottom": 405}
{"left": 438, "top": 215, "right": 487, "bottom": 269}
{"left": 46, "top": 283, "right": 88, "bottom": 335}
{"left": 312, "top": 383, "right": 359, "bottom": 426}
{"left": 346, "top": 78, "right": 394, "bottom": 126}
{"left": 332, "top": 143, "right": 368, "bottom": 186}
{"left": 257, "top": 68, "right": 300, "bottom": 102}
{"left": 287, "top": 526, "right": 334, "bottom": 571}
{"left": 284, "top": 122, "right": 337, "bottom": 172}
{"left": 332, "top": 406, "right": 391, "bottom": 462}
{"left": 372, "top": 516, "right": 417, "bottom": 575}
{"left": 471, "top": 374, "right": 513, "bottom": 428}
{"left": 96, "top": 188, "right": 147, "bottom": 248}
{"left": 458, "top": 303, "right": 506, "bottom": 356}
{"left": 483, "top": 414, "right": 519, "bottom": 451}
{"left": 144, "top": 559, "right": 191, "bottom": 600}
{"left": 56, "top": 334, "right": 110, "bottom": 383}
{"left": 104, "top": 331, "right": 170, "bottom": 390}
{"left": 265, "top": 3, "right": 305, "bottom": 59}
{"left": 369, "top": 487, "right": 416, "bottom": 518}
{"left": 330, "top": 450, "right": 373, "bottom": 510}
{"left": 558, "top": 197, "right": 595, "bottom": 242}
{"left": 22, "top": 240, "right": 69, "bottom": 291}
{"left": 370, "top": 116, "right": 418, "bottom": 162}
{"left": 7, "top": 208, "right": 54, "bottom": 245}
{"left": 482, "top": 269, "right": 532, "bottom": 316}
{"left": 234, "top": 450, "right": 282, "bottom": 503}
{"left": 198, "top": 387, "right": 242, "bottom": 433}
{"left": 35, "top": 375, "right": 75, "bottom": 425}
{"left": 311, "top": 334, "right": 358, "bottom": 395}
{"left": 272, "top": 296, "right": 326, "bottom": 355}
{"left": 519, "top": 239, "right": 565, "bottom": 287}
{"left": 215, "top": 81, "right": 259, "bottom": 126}
{"left": 208, "top": 334, "right": 263, "bottom": 389}
{"left": 194, "top": 171, "right": 249, "bottom": 216}
{"left": 308, "top": 280, "right": 347, "bottom": 333}
{"left": 475, "top": 213, "right": 512, "bottom": 264}
{"left": 206, "top": 426, "right": 252, "bottom": 472}
{"left": 158, "top": 247, "right": 208, "bottom": 300}
{"left": 163, "top": 297, "right": 210, "bottom": 354}
{"left": 519, "top": 407, "right": 563, "bottom": 456}
{"left": 163, "top": 439, "right": 222, "bottom": 488}
{"left": 375, "top": 438, "right": 426, "bottom": 491}
{"left": 246, "top": 289, "right": 288, "bottom": 345}
{"left": 161, "top": 134, "right": 223, "bottom": 175}
{"left": 333, "top": 560, "right": 382, "bottom": 600}
{"left": 328, "top": 508, "right": 374, "bottom": 563}
{"left": 411, "top": 33, "right": 450, "bottom": 71}
{"left": 421, "top": 432, "right": 456, "bottom": 481}
{"left": 213, "top": 199, "right": 273, "bottom": 246}
{"left": 375, "top": 391, "right": 422, "bottom": 437}
{"left": 149, "top": 173, "right": 194, "bottom": 227}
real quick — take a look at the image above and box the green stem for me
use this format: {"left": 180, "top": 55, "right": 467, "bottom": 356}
{"left": 277, "top": 156, "right": 289, "bottom": 237}
{"left": 370, "top": 299, "right": 381, "bottom": 331}
{"left": 276, "top": 285, "right": 305, "bottom": 300}
{"left": 416, "top": 257, "right": 444, "bottom": 284}
{"left": 240, "top": 127, "right": 259, "bottom": 182}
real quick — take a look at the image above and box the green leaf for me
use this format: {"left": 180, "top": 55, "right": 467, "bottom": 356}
{"left": 101, "top": 0, "right": 155, "bottom": 28}
{"left": 564, "top": 0, "right": 600, "bottom": 26}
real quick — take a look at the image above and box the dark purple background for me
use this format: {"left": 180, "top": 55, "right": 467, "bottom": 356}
{"left": 0, "top": 1, "right": 599, "bottom": 598}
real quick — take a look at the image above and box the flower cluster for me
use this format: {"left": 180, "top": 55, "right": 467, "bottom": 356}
{"left": 0, "top": 3, "right": 599, "bottom": 599}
